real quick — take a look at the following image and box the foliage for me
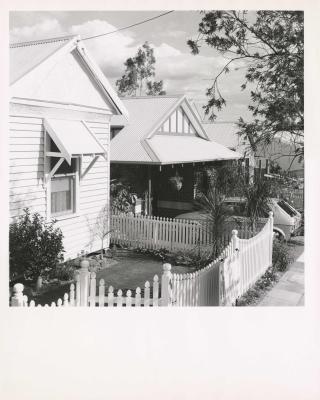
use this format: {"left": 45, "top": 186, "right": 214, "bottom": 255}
{"left": 110, "top": 179, "right": 137, "bottom": 214}
{"left": 87, "top": 204, "right": 112, "bottom": 259}
{"left": 241, "top": 176, "right": 275, "bottom": 228}
{"left": 272, "top": 241, "right": 293, "bottom": 271}
{"left": 134, "top": 246, "right": 169, "bottom": 262}
{"left": 49, "top": 260, "right": 77, "bottom": 281}
{"left": 195, "top": 186, "right": 229, "bottom": 259}
{"left": 116, "top": 41, "right": 166, "bottom": 96}
{"left": 134, "top": 245, "right": 210, "bottom": 270}
{"left": 188, "top": 11, "right": 304, "bottom": 162}
{"left": 9, "top": 208, "right": 64, "bottom": 281}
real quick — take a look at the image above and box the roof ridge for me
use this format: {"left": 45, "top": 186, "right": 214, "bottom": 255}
{"left": 121, "top": 94, "right": 184, "bottom": 100}
{"left": 10, "top": 34, "right": 78, "bottom": 49}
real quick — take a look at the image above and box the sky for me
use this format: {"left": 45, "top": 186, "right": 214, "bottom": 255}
{"left": 9, "top": 10, "right": 252, "bottom": 122}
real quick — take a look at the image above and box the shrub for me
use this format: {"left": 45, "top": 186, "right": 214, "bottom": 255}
{"left": 49, "top": 260, "right": 77, "bottom": 281}
{"left": 9, "top": 208, "right": 64, "bottom": 281}
{"left": 272, "top": 241, "right": 293, "bottom": 272}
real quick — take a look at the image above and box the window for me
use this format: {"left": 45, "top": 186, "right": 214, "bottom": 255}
{"left": 277, "top": 200, "right": 297, "bottom": 217}
{"left": 48, "top": 137, "right": 78, "bottom": 217}
{"left": 51, "top": 175, "right": 75, "bottom": 215}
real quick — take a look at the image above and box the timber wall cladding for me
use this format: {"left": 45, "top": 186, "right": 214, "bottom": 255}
{"left": 9, "top": 115, "right": 110, "bottom": 260}
{"left": 9, "top": 116, "right": 46, "bottom": 216}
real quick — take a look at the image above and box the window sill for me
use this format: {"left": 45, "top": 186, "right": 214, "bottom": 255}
{"left": 51, "top": 212, "right": 79, "bottom": 222}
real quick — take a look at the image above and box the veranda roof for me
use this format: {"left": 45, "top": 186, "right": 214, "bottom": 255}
{"left": 45, "top": 118, "right": 107, "bottom": 164}
{"left": 148, "top": 135, "right": 241, "bottom": 164}
{"left": 111, "top": 95, "right": 241, "bottom": 164}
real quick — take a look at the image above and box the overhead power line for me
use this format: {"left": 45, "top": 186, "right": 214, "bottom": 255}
{"left": 82, "top": 10, "right": 175, "bottom": 41}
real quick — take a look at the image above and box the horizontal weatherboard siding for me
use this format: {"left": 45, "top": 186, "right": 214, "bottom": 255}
{"left": 9, "top": 114, "right": 110, "bottom": 260}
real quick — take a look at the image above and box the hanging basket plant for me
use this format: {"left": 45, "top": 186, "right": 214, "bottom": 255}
{"left": 169, "top": 171, "right": 183, "bottom": 191}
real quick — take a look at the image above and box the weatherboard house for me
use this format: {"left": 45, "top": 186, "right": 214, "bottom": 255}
{"left": 9, "top": 35, "right": 128, "bottom": 259}
{"left": 110, "top": 95, "right": 241, "bottom": 217}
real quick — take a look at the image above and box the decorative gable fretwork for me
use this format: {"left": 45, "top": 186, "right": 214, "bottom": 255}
{"left": 158, "top": 106, "right": 196, "bottom": 135}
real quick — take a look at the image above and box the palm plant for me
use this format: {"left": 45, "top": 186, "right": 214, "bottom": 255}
{"left": 195, "top": 186, "right": 228, "bottom": 259}
{"left": 241, "top": 177, "right": 275, "bottom": 231}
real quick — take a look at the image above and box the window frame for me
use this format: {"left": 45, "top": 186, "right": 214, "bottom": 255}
{"left": 45, "top": 131, "right": 80, "bottom": 221}
{"left": 50, "top": 172, "right": 77, "bottom": 217}
{"left": 49, "top": 158, "right": 80, "bottom": 219}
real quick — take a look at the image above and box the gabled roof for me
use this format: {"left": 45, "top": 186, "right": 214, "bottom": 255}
{"left": 10, "top": 35, "right": 128, "bottom": 119}
{"left": 10, "top": 35, "right": 76, "bottom": 85}
{"left": 111, "top": 95, "right": 241, "bottom": 164}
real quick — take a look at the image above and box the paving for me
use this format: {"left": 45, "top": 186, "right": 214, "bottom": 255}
{"left": 258, "top": 237, "right": 304, "bottom": 306}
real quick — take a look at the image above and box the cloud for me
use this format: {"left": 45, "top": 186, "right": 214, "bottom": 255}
{"left": 9, "top": 17, "right": 249, "bottom": 109}
{"left": 10, "top": 18, "right": 63, "bottom": 42}
{"left": 69, "top": 19, "right": 138, "bottom": 78}
{"left": 159, "top": 30, "right": 187, "bottom": 38}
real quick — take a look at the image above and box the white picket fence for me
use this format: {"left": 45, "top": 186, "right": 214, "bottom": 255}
{"left": 170, "top": 214, "right": 273, "bottom": 307}
{"left": 220, "top": 213, "right": 273, "bottom": 305}
{"left": 10, "top": 261, "right": 173, "bottom": 307}
{"left": 11, "top": 214, "right": 274, "bottom": 307}
{"left": 110, "top": 213, "right": 255, "bottom": 252}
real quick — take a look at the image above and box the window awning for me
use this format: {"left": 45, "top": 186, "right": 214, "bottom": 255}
{"left": 44, "top": 118, "right": 107, "bottom": 164}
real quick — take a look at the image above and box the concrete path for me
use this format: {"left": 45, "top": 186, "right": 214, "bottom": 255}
{"left": 258, "top": 245, "right": 304, "bottom": 306}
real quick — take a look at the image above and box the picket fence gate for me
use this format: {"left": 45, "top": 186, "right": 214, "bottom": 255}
{"left": 11, "top": 214, "right": 274, "bottom": 307}
{"left": 110, "top": 213, "right": 255, "bottom": 253}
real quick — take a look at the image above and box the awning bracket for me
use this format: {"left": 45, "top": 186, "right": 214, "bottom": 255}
{"left": 46, "top": 157, "right": 65, "bottom": 182}
{"left": 81, "top": 155, "right": 100, "bottom": 179}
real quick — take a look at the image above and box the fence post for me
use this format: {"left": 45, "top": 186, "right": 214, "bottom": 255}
{"left": 11, "top": 283, "right": 24, "bottom": 307}
{"left": 79, "top": 259, "right": 90, "bottom": 307}
{"left": 231, "top": 229, "right": 239, "bottom": 252}
{"left": 218, "top": 260, "right": 225, "bottom": 306}
{"left": 269, "top": 211, "right": 274, "bottom": 267}
{"left": 161, "top": 263, "right": 173, "bottom": 306}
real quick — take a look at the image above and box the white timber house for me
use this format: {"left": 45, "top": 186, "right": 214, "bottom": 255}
{"left": 9, "top": 35, "right": 128, "bottom": 259}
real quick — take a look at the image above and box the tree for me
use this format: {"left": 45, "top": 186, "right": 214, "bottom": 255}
{"left": 188, "top": 11, "right": 304, "bottom": 162}
{"left": 116, "top": 41, "right": 166, "bottom": 96}
{"left": 87, "top": 204, "right": 112, "bottom": 259}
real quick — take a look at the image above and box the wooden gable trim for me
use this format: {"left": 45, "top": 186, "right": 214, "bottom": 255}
{"left": 144, "top": 97, "right": 210, "bottom": 141}
{"left": 75, "top": 43, "right": 129, "bottom": 120}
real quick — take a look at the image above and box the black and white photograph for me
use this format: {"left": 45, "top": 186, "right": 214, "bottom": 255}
{"left": 8, "top": 9, "right": 305, "bottom": 308}
{"left": 2, "top": 2, "right": 320, "bottom": 400}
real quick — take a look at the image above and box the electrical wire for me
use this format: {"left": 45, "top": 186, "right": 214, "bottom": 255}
{"left": 82, "top": 10, "right": 175, "bottom": 41}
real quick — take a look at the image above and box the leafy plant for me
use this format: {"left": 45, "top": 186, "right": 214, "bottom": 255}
{"left": 110, "top": 179, "right": 137, "bottom": 214}
{"left": 116, "top": 41, "right": 166, "bottom": 96}
{"left": 272, "top": 241, "right": 293, "bottom": 272}
{"left": 50, "top": 260, "right": 77, "bottom": 281}
{"left": 9, "top": 208, "right": 64, "bottom": 281}
{"left": 241, "top": 176, "right": 275, "bottom": 229}
{"left": 195, "top": 186, "right": 229, "bottom": 259}
{"left": 188, "top": 11, "right": 303, "bottom": 162}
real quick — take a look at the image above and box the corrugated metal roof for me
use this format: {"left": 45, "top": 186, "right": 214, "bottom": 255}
{"left": 149, "top": 135, "right": 241, "bottom": 164}
{"left": 10, "top": 35, "right": 76, "bottom": 85}
{"left": 111, "top": 96, "right": 241, "bottom": 164}
{"left": 203, "top": 123, "right": 250, "bottom": 154}
{"left": 111, "top": 95, "right": 182, "bottom": 163}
